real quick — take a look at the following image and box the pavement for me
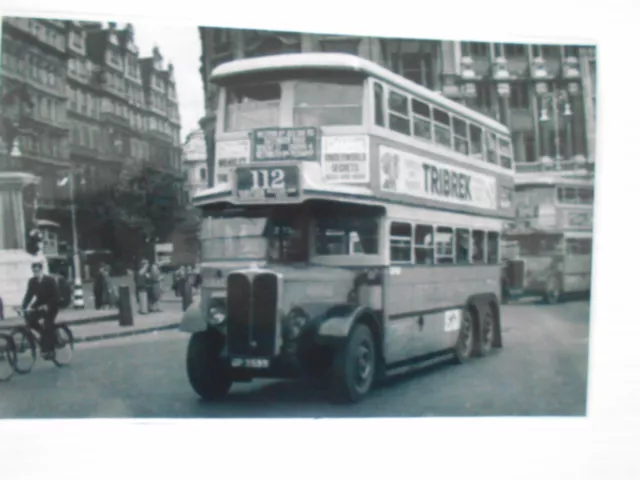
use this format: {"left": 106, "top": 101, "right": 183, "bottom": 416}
{"left": 0, "top": 297, "right": 591, "bottom": 418}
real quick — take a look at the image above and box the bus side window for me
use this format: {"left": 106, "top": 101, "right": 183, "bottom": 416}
{"left": 469, "top": 124, "right": 484, "bottom": 161}
{"left": 433, "top": 108, "right": 452, "bottom": 148}
{"left": 499, "top": 137, "right": 513, "bottom": 169}
{"left": 414, "top": 224, "right": 434, "bottom": 265}
{"left": 411, "top": 98, "right": 432, "bottom": 143}
{"left": 485, "top": 131, "right": 498, "bottom": 164}
{"left": 374, "top": 82, "right": 385, "bottom": 127}
{"left": 487, "top": 232, "right": 500, "bottom": 264}
{"left": 472, "top": 230, "right": 486, "bottom": 263}
{"left": 388, "top": 91, "right": 411, "bottom": 135}
{"left": 455, "top": 228, "right": 471, "bottom": 264}
{"left": 453, "top": 117, "right": 469, "bottom": 155}
{"left": 390, "top": 222, "right": 412, "bottom": 263}
{"left": 435, "top": 226, "right": 454, "bottom": 264}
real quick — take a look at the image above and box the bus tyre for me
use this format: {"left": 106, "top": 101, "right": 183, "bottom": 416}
{"left": 477, "top": 309, "right": 496, "bottom": 357}
{"left": 453, "top": 309, "right": 474, "bottom": 364}
{"left": 544, "top": 276, "right": 562, "bottom": 305}
{"left": 331, "top": 323, "right": 376, "bottom": 404}
{"left": 186, "top": 331, "right": 232, "bottom": 401}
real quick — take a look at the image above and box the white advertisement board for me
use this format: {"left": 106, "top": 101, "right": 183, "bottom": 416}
{"left": 321, "top": 136, "right": 370, "bottom": 184}
{"left": 379, "top": 145, "right": 497, "bottom": 210}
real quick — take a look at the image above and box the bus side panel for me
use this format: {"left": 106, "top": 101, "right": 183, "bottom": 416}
{"left": 562, "top": 254, "right": 593, "bottom": 292}
{"left": 383, "top": 264, "right": 501, "bottom": 365}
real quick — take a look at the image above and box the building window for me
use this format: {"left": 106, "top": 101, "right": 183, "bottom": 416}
{"left": 319, "top": 39, "right": 360, "bottom": 55}
{"left": 509, "top": 82, "right": 530, "bottom": 109}
{"left": 199, "top": 167, "right": 207, "bottom": 181}
{"left": 504, "top": 43, "right": 526, "bottom": 57}
{"left": 564, "top": 46, "right": 579, "bottom": 58}
{"left": 469, "top": 42, "right": 489, "bottom": 56}
{"left": 475, "top": 83, "right": 492, "bottom": 109}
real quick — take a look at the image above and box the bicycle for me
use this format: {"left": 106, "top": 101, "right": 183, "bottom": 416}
{"left": 0, "top": 332, "right": 16, "bottom": 382}
{"left": 10, "top": 307, "right": 74, "bottom": 374}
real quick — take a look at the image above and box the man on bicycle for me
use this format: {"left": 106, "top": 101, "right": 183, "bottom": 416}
{"left": 21, "top": 262, "right": 60, "bottom": 359}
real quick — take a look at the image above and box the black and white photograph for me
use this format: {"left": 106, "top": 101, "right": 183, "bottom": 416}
{"left": 0, "top": 14, "right": 598, "bottom": 418}
{"left": 1, "top": 1, "right": 638, "bottom": 476}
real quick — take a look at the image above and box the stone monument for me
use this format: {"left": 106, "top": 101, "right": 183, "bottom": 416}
{"left": 0, "top": 172, "right": 49, "bottom": 312}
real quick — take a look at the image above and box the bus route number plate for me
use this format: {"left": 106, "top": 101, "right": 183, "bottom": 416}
{"left": 235, "top": 165, "right": 300, "bottom": 201}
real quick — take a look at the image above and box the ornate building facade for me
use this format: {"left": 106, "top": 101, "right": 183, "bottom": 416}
{"left": 181, "top": 129, "right": 207, "bottom": 202}
{"left": 198, "top": 28, "right": 596, "bottom": 186}
{"left": 0, "top": 18, "right": 183, "bottom": 259}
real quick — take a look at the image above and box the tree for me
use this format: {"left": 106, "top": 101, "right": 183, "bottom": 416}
{"left": 80, "top": 163, "right": 192, "bottom": 266}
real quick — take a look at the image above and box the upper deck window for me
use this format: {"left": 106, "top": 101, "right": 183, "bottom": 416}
{"left": 388, "top": 91, "right": 411, "bottom": 135}
{"left": 224, "top": 82, "right": 281, "bottom": 133}
{"left": 293, "top": 78, "right": 363, "bottom": 127}
{"left": 433, "top": 108, "right": 452, "bottom": 148}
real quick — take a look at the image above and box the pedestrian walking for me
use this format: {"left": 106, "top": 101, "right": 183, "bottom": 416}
{"left": 135, "top": 259, "right": 150, "bottom": 314}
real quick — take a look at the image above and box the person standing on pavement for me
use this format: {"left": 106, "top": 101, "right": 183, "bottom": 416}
{"left": 147, "top": 262, "right": 163, "bottom": 312}
{"left": 21, "top": 262, "right": 60, "bottom": 359}
{"left": 94, "top": 263, "right": 112, "bottom": 310}
{"left": 135, "top": 259, "right": 150, "bottom": 314}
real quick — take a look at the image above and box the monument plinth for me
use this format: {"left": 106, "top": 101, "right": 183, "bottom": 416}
{"left": 0, "top": 172, "right": 49, "bottom": 310}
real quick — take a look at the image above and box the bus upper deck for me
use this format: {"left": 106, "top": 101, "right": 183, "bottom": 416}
{"left": 197, "top": 52, "right": 515, "bottom": 223}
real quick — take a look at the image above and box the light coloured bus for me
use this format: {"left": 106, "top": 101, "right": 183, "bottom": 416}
{"left": 180, "top": 53, "right": 516, "bottom": 403}
{"left": 503, "top": 166, "right": 594, "bottom": 303}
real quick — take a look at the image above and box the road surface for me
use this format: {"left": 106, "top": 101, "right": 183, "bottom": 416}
{"left": 0, "top": 298, "right": 590, "bottom": 418}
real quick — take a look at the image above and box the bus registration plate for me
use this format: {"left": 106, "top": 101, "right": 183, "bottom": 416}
{"left": 230, "top": 358, "right": 270, "bottom": 369}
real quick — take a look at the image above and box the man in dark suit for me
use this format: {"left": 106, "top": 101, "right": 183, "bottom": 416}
{"left": 22, "top": 262, "right": 60, "bottom": 359}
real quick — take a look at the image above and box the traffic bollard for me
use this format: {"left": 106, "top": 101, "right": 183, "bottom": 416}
{"left": 118, "top": 285, "right": 134, "bottom": 326}
{"left": 182, "top": 278, "right": 193, "bottom": 312}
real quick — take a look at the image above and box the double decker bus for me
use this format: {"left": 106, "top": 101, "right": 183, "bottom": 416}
{"left": 502, "top": 162, "right": 594, "bottom": 304}
{"left": 180, "top": 53, "right": 516, "bottom": 403}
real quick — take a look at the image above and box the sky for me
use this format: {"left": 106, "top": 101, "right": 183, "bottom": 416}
{"left": 127, "top": 22, "right": 204, "bottom": 142}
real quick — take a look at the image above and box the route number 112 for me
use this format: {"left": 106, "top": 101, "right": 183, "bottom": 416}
{"left": 250, "top": 168, "right": 285, "bottom": 189}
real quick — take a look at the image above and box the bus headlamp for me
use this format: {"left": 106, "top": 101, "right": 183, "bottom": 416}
{"left": 284, "top": 309, "right": 309, "bottom": 340}
{"left": 208, "top": 307, "right": 226, "bottom": 325}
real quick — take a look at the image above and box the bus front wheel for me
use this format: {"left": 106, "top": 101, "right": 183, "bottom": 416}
{"left": 331, "top": 323, "right": 376, "bottom": 404}
{"left": 186, "top": 331, "right": 232, "bottom": 401}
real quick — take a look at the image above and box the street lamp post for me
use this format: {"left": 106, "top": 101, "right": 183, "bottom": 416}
{"left": 493, "top": 56, "right": 512, "bottom": 128}
{"left": 538, "top": 86, "right": 574, "bottom": 167}
{"left": 58, "top": 165, "right": 85, "bottom": 308}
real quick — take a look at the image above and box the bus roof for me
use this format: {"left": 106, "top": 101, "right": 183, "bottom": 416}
{"left": 210, "top": 53, "right": 510, "bottom": 135}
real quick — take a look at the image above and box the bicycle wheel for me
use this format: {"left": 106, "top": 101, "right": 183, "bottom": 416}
{"left": 52, "top": 324, "right": 74, "bottom": 367}
{"left": 10, "top": 327, "right": 37, "bottom": 374}
{"left": 0, "top": 333, "right": 15, "bottom": 382}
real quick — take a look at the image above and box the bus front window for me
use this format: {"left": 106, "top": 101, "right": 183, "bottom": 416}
{"left": 224, "top": 83, "right": 281, "bottom": 132}
{"left": 293, "top": 78, "right": 364, "bottom": 127}
{"left": 200, "top": 209, "right": 309, "bottom": 264}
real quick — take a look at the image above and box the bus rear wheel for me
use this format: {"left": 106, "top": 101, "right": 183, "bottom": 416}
{"left": 544, "top": 276, "right": 562, "bottom": 305}
{"left": 453, "top": 309, "right": 474, "bottom": 364}
{"left": 477, "top": 309, "right": 496, "bottom": 357}
{"left": 186, "top": 331, "right": 232, "bottom": 401}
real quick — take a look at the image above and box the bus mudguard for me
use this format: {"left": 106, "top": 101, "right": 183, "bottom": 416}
{"left": 314, "top": 303, "right": 381, "bottom": 348}
{"left": 179, "top": 301, "right": 208, "bottom": 334}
